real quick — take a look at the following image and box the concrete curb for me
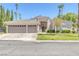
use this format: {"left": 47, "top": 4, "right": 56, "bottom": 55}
{"left": 10, "top": 40, "right": 79, "bottom": 42}
{"left": 0, "top": 39, "right": 79, "bottom": 42}
{"left": 34, "top": 40, "right": 79, "bottom": 42}
{"left": 16, "top": 40, "right": 79, "bottom": 42}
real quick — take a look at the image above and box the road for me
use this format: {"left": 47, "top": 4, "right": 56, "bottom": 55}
{"left": 0, "top": 40, "right": 79, "bottom": 56}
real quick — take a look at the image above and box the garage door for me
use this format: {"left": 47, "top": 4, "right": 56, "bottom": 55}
{"left": 28, "top": 25, "right": 37, "bottom": 33}
{"left": 8, "top": 25, "right": 26, "bottom": 33}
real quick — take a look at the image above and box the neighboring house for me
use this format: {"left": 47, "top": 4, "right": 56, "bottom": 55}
{"left": 49, "top": 20, "right": 76, "bottom": 31}
{"left": 4, "top": 16, "right": 76, "bottom": 33}
{"left": 49, "top": 20, "right": 69, "bottom": 31}
{"left": 61, "top": 20, "right": 73, "bottom": 30}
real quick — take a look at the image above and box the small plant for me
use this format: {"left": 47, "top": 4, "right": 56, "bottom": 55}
{"left": 61, "top": 30, "right": 70, "bottom": 33}
{"left": 47, "top": 30, "right": 55, "bottom": 33}
{"left": 47, "top": 30, "right": 60, "bottom": 33}
{"left": 72, "top": 30, "right": 76, "bottom": 33}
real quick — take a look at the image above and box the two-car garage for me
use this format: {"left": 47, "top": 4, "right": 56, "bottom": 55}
{"left": 8, "top": 25, "right": 37, "bottom": 33}
{"left": 8, "top": 25, "right": 26, "bottom": 33}
{"left": 5, "top": 20, "right": 39, "bottom": 33}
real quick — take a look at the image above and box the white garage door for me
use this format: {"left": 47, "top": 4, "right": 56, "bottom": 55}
{"left": 28, "top": 25, "right": 37, "bottom": 33}
{"left": 8, "top": 25, "right": 26, "bottom": 33}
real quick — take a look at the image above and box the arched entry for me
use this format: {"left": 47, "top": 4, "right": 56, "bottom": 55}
{"left": 42, "top": 26, "right": 46, "bottom": 32}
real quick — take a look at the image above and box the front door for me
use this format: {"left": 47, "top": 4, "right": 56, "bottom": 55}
{"left": 40, "top": 21, "right": 47, "bottom": 32}
{"left": 42, "top": 26, "right": 46, "bottom": 32}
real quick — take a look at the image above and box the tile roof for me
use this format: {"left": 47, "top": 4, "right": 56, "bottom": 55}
{"left": 4, "top": 20, "right": 40, "bottom": 25}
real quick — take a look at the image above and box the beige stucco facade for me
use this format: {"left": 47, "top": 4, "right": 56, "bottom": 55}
{"left": 4, "top": 16, "right": 50, "bottom": 33}
{"left": 4, "top": 16, "right": 75, "bottom": 33}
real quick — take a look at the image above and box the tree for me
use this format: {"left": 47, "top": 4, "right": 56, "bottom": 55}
{"left": 0, "top": 4, "right": 5, "bottom": 27}
{"left": 53, "top": 17, "right": 63, "bottom": 33}
{"left": 0, "top": 4, "right": 6, "bottom": 32}
{"left": 63, "top": 13, "right": 77, "bottom": 22}
{"left": 58, "top": 4, "right": 64, "bottom": 18}
{"left": 10, "top": 10, "right": 14, "bottom": 21}
{"left": 0, "top": 4, "right": 14, "bottom": 32}
{"left": 63, "top": 13, "right": 77, "bottom": 32}
{"left": 5, "top": 9, "right": 11, "bottom": 21}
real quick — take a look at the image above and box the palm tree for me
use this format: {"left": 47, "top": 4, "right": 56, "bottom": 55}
{"left": 19, "top": 13, "right": 22, "bottom": 19}
{"left": 10, "top": 10, "right": 14, "bottom": 21}
{"left": 15, "top": 3, "right": 18, "bottom": 20}
{"left": 6, "top": 9, "right": 10, "bottom": 21}
{"left": 58, "top": 4, "right": 64, "bottom": 18}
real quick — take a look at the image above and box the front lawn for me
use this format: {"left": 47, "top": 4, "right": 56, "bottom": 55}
{"left": 37, "top": 33, "right": 79, "bottom": 40}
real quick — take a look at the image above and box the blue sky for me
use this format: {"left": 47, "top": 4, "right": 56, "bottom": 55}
{"left": 2, "top": 3, "right": 78, "bottom": 20}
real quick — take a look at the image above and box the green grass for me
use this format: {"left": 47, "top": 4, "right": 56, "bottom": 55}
{"left": 37, "top": 33, "right": 79, "bottom": 40}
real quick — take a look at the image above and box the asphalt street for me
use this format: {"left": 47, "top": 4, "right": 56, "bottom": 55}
{"left": 0, "top": 40, "right": 79, "bottom": 56}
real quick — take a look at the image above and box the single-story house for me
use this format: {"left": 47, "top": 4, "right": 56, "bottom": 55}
{"left": 4, "top": 16, "right": 50, "bottom": 33}
{"left": 4, "top": 16, "right": 76, "bottom": 33}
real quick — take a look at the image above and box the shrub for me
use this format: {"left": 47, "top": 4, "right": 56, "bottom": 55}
{"left": 56, "top": 30, "right": 60, "bottom": 33}
{"left": 47, "top": 30, "right": 60, "bottom": 33}
{"left": 47, "top": 30, "right": 55, "bottom": 33}
{"left": 72, "top": 30, "right": 76, "bottom": 33}
{"left": 61, "top": 30, "right": 70, "bottom": 33}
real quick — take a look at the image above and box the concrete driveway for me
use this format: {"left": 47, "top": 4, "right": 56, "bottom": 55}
{"left": 0, "top": 41, "right": 79, "bottom": 56}
{"left": 0, "top": 33, "right": 37, "bottom": 41}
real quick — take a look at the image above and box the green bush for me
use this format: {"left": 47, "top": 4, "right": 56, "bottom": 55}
{"left": 47, "top": 30, "right": 55, "bottom": 33}
{"left": 47, "top": 30, "right": 60, "bottom": 33}
{"left": 61, "top": 30, "right": 70, "bottom": 33}
{"left": 56, "top": 30, "right": 60, "bottom": 33}
{"left": 72, "top": 30, "right": 76, "bottom": 33}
